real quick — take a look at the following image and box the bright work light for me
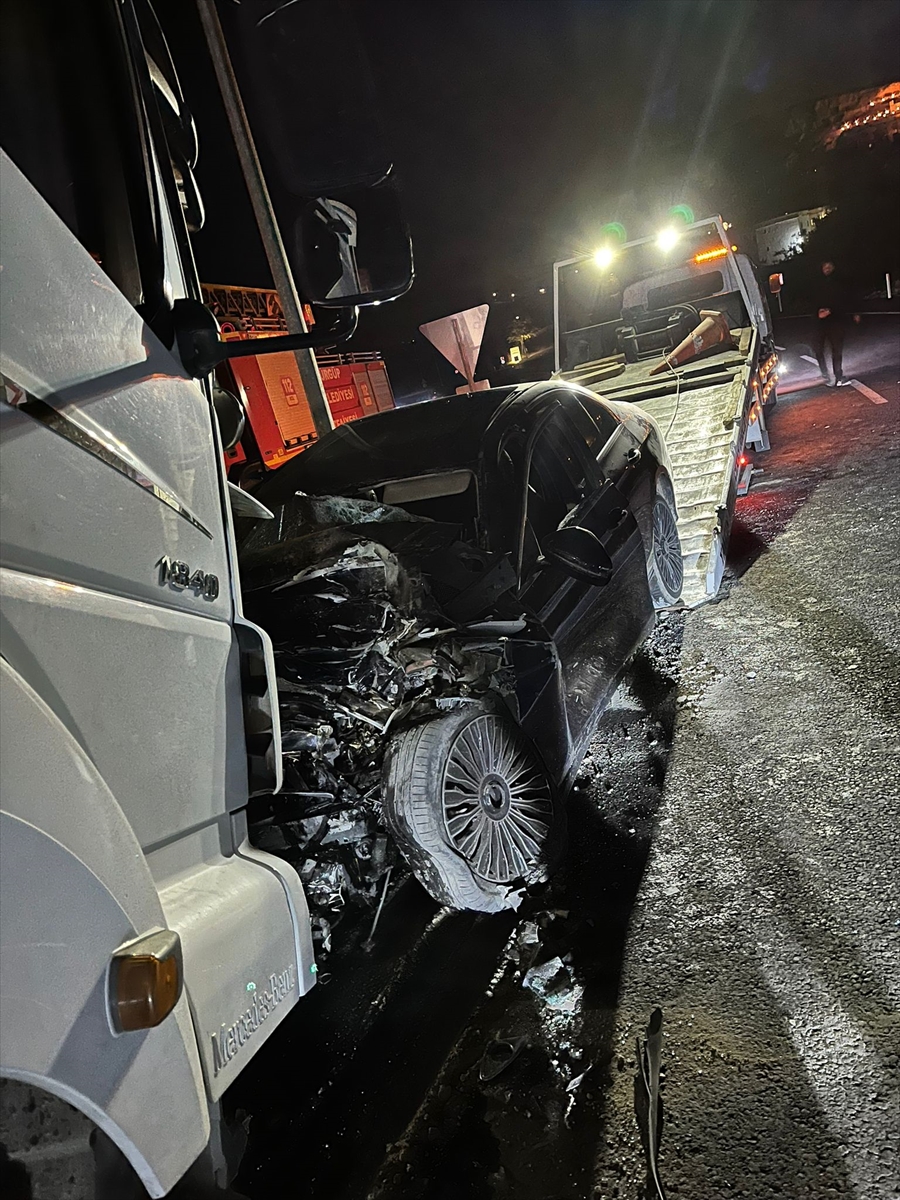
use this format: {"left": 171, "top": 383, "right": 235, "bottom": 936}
{"left": 593, "top": 245, "right": 614, "bottom": 269}
{"left": 656, "top": 227, "right": 680, "bottom": 253}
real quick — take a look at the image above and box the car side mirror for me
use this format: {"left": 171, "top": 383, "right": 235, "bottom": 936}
{"left": 541, "top": 525, "right": 613, "bottom": 586}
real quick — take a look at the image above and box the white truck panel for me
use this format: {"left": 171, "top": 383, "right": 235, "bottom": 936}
{"left": 158, "top": 836, "right": 316, "bottom": 1100}
{"left": 0, "top": 567, "right": 247, "bottom": 849}
{"left": 0, "top": 152, "right": 231, "bottom": 622}
{"left": 0, "top": 133, "right": 313, "bottom": 1190}
{"left": 0, "top": 658, "right": 209, "bottom": 1197}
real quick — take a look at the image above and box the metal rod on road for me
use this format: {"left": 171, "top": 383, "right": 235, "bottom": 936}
{"left": 195, "top": 0, "right": 334, "bottom": 439}
{"left": 362, "top": 867, "right": 392, "bottom": 950}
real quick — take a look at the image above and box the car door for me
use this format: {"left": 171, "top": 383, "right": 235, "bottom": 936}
{"left": 516, "top": 401, "right": 653, "bottom": 776}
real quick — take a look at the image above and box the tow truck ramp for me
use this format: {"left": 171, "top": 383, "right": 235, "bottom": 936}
{"left": 563, "top": 327, "right": 770, "bottom": 608}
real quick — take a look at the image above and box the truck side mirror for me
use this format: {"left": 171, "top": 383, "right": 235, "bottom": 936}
{"left": 294, "top": 176, "right": 413, "bottom": 308}
{"left": 541, "top": 525, "right": 613, "bottom": 586}
{"left": 218, "top": 0, "right": 414, "bottom": 310}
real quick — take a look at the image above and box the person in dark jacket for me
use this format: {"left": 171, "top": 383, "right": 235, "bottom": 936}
{"left": 812, "top": 261, "right": 859, "bottom": 386}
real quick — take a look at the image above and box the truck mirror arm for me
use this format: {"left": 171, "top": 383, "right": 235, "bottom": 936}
{"left": 172, "top": 299, "right": 358, "bottom": 378}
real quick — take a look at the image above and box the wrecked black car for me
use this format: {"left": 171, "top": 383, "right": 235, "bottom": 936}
{"left": 239, "top": 381, "right": 682, "bottom": 921}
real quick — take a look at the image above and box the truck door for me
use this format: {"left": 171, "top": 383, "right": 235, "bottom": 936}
{"left": 0, "top": 0, "right": 243, "bottom": 855}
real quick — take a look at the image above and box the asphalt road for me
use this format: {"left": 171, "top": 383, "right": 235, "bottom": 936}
{"left": 234, "top": 314, "right": 899, "bottom": 1200}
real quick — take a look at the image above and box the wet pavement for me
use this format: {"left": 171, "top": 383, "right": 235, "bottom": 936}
{"left": 234, "top": 315, "right": 899, "bottom": 1200}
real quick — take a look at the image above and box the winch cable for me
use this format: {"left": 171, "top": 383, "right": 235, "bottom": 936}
{"left": 663, "top": 355, "right": 686, "bottom": 440}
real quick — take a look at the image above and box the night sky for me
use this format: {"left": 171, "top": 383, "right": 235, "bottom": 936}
{"left": 166, "top": 0, "right": 899, "bottom": 373}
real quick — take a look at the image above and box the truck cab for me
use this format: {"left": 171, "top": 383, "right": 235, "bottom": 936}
{"left": 0, "top": 1, "right": 410, "bottom": 1193}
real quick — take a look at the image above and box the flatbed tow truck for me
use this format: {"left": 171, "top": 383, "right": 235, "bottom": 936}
{"left": 553, "top": 216, "right": 777, "bottom": 606}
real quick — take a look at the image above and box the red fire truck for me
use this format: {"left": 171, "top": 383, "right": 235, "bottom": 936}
{"left": 202, "top": 282, "right": 396, "bottom": 478}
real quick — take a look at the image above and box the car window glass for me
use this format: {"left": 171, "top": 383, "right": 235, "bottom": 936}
{"left": 570, "top": 394, "right": 619, "bottom": 459}
{"left": 525, "top": 417, "right": 588, "bottom": 564}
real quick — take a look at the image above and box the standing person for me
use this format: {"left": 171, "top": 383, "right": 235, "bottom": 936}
{"left": 811, "top": 260, "right": 859, "bottom": 386}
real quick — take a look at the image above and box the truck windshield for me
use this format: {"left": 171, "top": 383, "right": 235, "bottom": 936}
{"left": 557, "top": 221, "right": 751, "bottom": 371}
{"left": 0, "top": 0, "right": 157, "bottom": 311}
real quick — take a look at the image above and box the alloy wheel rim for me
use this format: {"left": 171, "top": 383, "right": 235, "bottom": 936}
{"left": 442, "top": 715, "right": 553, "bottom": 884}
{"left": 653, "top": 498, "right": 683, "bottom": 600}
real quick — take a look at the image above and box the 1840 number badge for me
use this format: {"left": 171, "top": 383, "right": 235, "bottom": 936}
{"left": 158, "top": 556, "right": 219, "bottom": 600}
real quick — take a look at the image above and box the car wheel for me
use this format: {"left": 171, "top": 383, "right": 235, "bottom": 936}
{"left": 648, "top": 476, "right": 683, "bottom": 608}
{"left": 383, "top": 707, "right": 558, "bottom": 913}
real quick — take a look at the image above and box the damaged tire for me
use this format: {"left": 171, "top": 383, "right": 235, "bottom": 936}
{"left": 647, "top": 475, "right": 683, "bottom": 608}
{"left": 383, "top": 707, "right": 557, "bottom": 913}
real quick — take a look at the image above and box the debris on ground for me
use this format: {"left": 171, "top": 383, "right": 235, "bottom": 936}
{"left": 478, "top": 1035, "right": 528, "bottom": 1082}
{"left": 634, "top": 1007, "right": 667, "bottom": 1200}
{"left": 521, "top": 956, "right": 579, "bottom": 1011}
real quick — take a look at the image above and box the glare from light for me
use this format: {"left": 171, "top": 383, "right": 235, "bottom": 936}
{"left": 593, "top": 245, "right": 615, "bottom": 269}
{"left": 657, "top": 227, "right": 680, "bottom": 253}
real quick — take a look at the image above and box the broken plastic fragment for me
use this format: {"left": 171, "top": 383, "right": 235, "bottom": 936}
{"left": 479, "top": 1036, "right": 527, "bottom": 1082}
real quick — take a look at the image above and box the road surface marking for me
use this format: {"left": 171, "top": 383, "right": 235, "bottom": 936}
{"left": 795, "top": 360, "right": 889, "bottom": 402}
{"left": 848, "top": 379, "right": 888, "bottom": 405}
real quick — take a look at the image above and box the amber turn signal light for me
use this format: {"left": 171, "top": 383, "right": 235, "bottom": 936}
{"left": 110, "top": 929, "right": 183, "bottom": 1033}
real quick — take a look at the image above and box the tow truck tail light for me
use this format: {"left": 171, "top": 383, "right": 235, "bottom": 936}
{"left": 109, "top": 930, "right": 183, "bottom": 1033}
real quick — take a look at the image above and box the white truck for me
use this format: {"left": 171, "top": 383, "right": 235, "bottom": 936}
{"left": 553, "top": 218, "right": 778, "bottom": 605}
{"left": 0, "top": 0, "right": 410, "bottom": 1195}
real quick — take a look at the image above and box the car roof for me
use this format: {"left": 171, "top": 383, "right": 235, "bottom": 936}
{"left": 253, "top": 387, "right": 519, "bottom": 505}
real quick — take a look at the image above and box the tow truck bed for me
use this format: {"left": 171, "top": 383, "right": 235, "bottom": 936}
{"left": 563, "top": 328, "right": 767, "bottom": 607}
